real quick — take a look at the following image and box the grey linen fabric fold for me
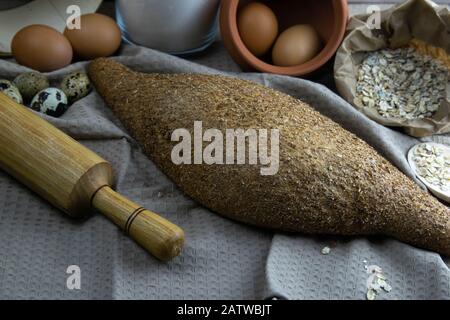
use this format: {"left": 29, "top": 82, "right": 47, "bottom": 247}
{"left": 0, "top": 44, "right": 448, "bottom": 299}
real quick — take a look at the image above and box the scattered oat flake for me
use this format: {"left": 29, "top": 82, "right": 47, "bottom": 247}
{"left": 367, "top": 289, "right": 376, "bottom": 301}
{"left": 321, "top": 246, "right": 331, "bottom": 255}
{"left": 365, "top": 264, "right": 391, "bottom": 300}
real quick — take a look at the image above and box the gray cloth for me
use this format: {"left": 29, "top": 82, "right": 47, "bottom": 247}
{"left": 0, "top": 44, "right": 448, "bottom": 300}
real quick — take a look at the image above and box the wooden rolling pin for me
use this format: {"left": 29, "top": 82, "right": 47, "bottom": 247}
{"left": 0, "top": 93, "right": 184, "bottom": 261}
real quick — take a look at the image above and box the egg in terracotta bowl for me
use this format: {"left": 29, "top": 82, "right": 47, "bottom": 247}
{"left": 272, "top": 24, "right": 322, "bottom": 67}
{"left": 237, "top": 2, "right": 322, "bottom": 66}
{"left": 220, "top": 0, "right": 348, "bottom": 77}
{"left": 237, "top": 2, "right": 278, "bottom": 57}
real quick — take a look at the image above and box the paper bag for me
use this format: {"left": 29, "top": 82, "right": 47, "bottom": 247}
{"left": 334, "top": 0, "right": 450, "bottom": 137}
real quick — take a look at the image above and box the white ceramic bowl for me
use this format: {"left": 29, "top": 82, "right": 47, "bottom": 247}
{"left": 116, "top": 0, "right": 220, "bottom": 55}
{"left": 407, "top": 142, "right": 450, "bottom": 203}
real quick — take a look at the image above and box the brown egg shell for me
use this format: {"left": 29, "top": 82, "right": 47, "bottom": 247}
{"left": 237, "top": 2, "right": 278, "bottom": 57}
{"left": 272, "top": 24, "right": 322, "bottom": 67}
{"left": 64, "top": 13, "right": 122, "bottom": 60}
{"left": 11, "top": 25, "right": 73, "bottom": 72}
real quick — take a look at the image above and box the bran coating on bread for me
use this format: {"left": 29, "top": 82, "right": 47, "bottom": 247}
{"left": 89, "top": 58, "right": 450, "bottom": 255}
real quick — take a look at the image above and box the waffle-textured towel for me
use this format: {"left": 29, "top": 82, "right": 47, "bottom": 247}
{"left": 0, "top": 45, "right": 448, "bottom": 299}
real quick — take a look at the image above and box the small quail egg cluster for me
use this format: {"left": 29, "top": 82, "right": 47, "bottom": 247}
{"left": 0, "top": 79, "right": 23, "bottom": 104}
{"left": 30, "top": 88, "right": 68, "bottom": 117}
{"left": 61, "top": 72, "right": 92, "bottom": 103}
{"left": 0, "top": 70, "right": 91, "bottom": 118}
{"left": 13, "top": 72, "right": 49, "bottom": 102}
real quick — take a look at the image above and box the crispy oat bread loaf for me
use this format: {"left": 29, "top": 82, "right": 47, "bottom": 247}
{"left": 89, "top": 58, "right": 450, "bottom": 255}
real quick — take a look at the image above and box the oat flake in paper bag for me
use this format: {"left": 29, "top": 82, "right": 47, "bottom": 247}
{"left": 334, "top": 0, "right": 450, "bottom": 137}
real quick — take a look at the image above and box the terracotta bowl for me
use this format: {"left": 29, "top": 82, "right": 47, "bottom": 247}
{"left": 220, "top": 0, "right": 348, "bottom": 77}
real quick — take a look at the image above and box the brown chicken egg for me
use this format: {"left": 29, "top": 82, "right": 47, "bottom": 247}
{"left": 238, "top": 2, "right": 278, "bottom": 57}
{"left": 272, "top": 24, "right": 322, "bottom": 67}
{"left": 11, "top": 25, "right": 73, "bottom": 72}
{"left": 64, "top": 13, "right": 122, "bottom": 60}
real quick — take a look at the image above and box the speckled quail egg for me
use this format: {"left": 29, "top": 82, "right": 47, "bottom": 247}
{"left": 30, "top": 88, "right": 68, "bottom": 117}
{"left": 13, "top": 72, "right": 49, "bottom": 102}
{"left": 60, "top": 71, "right": 91, "bottom": 103}
{"left": 0, "top": 79, "right": 23, "bottom": 104}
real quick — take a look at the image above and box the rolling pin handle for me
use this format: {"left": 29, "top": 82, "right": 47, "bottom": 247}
{"left": 91, "top": 186, "right": 184, "bottom": 261}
